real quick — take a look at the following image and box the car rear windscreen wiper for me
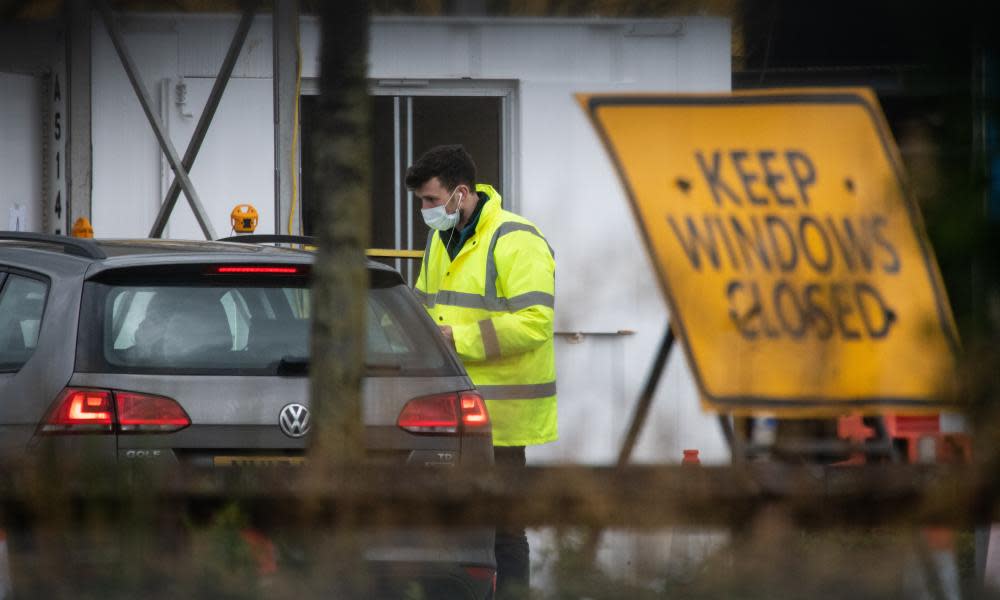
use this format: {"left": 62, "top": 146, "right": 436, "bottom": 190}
{"left": 276, "top": 356, "right": 403, "bottom": 374}
{"left": 276, "top": 355, "right": 309, "bottom": 375}
{"left": 364, "top": 362, "right": 403, "bottom": 372}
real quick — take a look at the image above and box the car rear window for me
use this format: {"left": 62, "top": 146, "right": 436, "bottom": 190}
{"left": 76, "top": 270, "right": 458, "bottom": 377}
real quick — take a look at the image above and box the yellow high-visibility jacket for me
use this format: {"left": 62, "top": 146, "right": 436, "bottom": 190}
{"left": 415, "top": 184, "right": 557, "bottom": 446}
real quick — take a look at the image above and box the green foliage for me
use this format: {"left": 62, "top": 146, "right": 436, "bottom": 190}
{"left": 183, "top": 504, "right": 261, "bottom": 599}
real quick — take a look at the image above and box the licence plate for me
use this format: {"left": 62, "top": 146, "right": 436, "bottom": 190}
{"left": 213, "top": 455, "right": 305, "bottom": 467}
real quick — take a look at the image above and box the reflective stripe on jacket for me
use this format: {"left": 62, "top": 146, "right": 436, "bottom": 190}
{"left": 415, "top": 184, "right": 557, "bottom": 447}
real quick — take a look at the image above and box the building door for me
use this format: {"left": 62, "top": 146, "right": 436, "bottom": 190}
{"left": 300, "top": 82, "right": 514, "bottom": 283}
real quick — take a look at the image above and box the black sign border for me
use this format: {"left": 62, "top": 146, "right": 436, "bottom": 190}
{"left": 585, "top": 90, "right": 960, "bottom": 411}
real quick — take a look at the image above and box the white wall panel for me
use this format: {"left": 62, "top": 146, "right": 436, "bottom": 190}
{"left": 179, "top": 16, "right": 274, "bottom": 79}
{"left": 478, "top": 26, "right": 612, "bottom": 81}
{"left": 518, "top": 81, "right": 644, "bottom": 333}
{"left": 91, "top": 19, "right": 178, "bottom": 237}
{"left": 621, "top": 36, "right": 680, "bottom": 85}
{"left": 675, "top": 18, "right": 732, "bottom": 90}
{"left": 370, "top": 23, "right": 469, "bottom": 79}
{"left": 92, "top": 15, "right": 275, "bottom": 239}
{"left": 164, "top": 77, "right": 274, "bottom": 239}
{"left": 546, "top": 338, "right": 624, "bottom": 463}
{"left": 0, "top": 73, "right": 42, "bottom": 232}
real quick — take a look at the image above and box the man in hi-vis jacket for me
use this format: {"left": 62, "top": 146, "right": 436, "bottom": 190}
{"left": 407, "top": 145, "right": 557, "bottom": 598}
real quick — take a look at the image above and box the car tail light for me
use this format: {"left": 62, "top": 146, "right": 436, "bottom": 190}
{"left": 116, "top": 391, "right": 191, "bottom": 433}
{"left": 397, "top": 393, "right": 459, "bottom": 433}
{"left": 397, "top": 391, "right": 490, "bottom": 434}
{"left": 41, "top": 388, "right": 190, "bottom": 434}
{"left": 462, "top": 565, "right": 496, "bottom": 586}
{"left": 462, "top": 565, "right": 497, "bottom": 595}
{"left": 459, "top": 391, "right": 489, "bottom": 431}
{"left": 41, "top": 389, "right": 114, "bottom": 433}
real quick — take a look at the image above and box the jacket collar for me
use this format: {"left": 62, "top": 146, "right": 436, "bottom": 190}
{"left": 435, "top": 184, "right": 504, "bottom": 261}
{"left": 474, "top": 184, "right": 502, "bottom": 232}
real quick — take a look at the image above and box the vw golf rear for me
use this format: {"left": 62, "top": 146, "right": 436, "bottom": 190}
{"left": 63, "top": 256, "right": 492, "bottom": 470}
{"left": 0, "top": 235, "right": 494, "bottom": 599}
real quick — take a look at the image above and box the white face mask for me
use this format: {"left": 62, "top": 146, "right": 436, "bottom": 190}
{"left": 421, "top": 187, "right": 463, "bottom": 231}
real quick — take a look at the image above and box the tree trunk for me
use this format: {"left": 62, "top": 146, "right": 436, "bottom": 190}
{"left": 305, "top": 3, "right": 371, "bottom": 594}
{"left": 308, "top": 0, "right": 371, "bottom": 467}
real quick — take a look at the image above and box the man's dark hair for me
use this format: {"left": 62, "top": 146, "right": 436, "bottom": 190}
{"left": 405, "top": 144, "right": 477, "bottom": 191}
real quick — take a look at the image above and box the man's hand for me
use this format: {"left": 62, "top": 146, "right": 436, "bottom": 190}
{"left": 438, "top": 325, "right": 455, "bottom": 349}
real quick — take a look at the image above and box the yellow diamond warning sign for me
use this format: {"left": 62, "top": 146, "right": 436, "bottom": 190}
{"left": 579, "top": 88, "right": 958, "bottom": 416}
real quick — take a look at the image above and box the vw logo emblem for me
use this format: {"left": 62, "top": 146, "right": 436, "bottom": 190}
{"left": 279, "top": 403, "right": 311, "bottom": 438}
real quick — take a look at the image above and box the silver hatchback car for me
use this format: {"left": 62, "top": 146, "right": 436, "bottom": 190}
{"left": 0, "top": 232, "right": 495, "bottom": 598}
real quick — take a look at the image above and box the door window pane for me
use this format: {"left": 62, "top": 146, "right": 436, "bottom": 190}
{"left": 408, "top": 96, "right": 502, "bottom": 266}
{"left": 0, "top": 274, "right": 48, "bottom": 371}
{"left": 300, "top": 92, "right": 504, "bottom": 284}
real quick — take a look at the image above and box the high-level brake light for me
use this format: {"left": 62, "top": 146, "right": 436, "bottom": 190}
{"left": 41, "top": 388, "right": 191, "bottom": 434}
{"left": 214, "top": 266, "right": 299, "bottom": 274}
{"left": 397, "top": 391, "right": 490, "bottom": 434}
